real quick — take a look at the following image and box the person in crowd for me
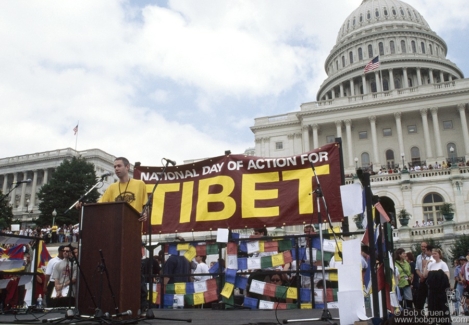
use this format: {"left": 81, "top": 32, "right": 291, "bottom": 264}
{"left": 44, "top": 245, "right": 65, "bottom": 307}
{"left": 406, "top": 252, "right": 419, "bottom": 304}
{"left": 193, "top": 255, "right": 210, "bottom": 282}
{"left": 424, "top": 248, "right": 451, "bottom": 324}
{"left": 394, "top": 248, "right": 413, "bottom": 309}
{"left": 163, "top": 252, "right": 191, "bottom": 285}
{"left": 414, "top": 242, "right": 434, "bottom": 310}
{"left": 454, "top": 256, "right": 467, "bottom": 315}
{"left": 52, "top": 246, "right": 77, "bottom": 307}
{"left": 459, "top": 255, "right": 469, "bottom": 315}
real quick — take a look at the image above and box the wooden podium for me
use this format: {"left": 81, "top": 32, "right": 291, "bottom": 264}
{"left": 77, "top": 202, "right": 141, "bottom": 317}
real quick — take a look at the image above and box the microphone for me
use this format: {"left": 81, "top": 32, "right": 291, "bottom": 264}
{"left": 111, "top": 310, "right": 132, "bottom": 318}
{"left": 13, "top": 179, "right": 32, "bottom": 184}
{"left": 163, "top": 158, "right": 176, "bottom": 166}
{"left": 100, "top": 172, "right": 113, "bottom": 179}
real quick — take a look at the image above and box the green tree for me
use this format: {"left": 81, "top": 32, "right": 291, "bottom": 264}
{"left": 449, "top": 234, "right": 469, "bottom": 262}
{"left": 37, "top": 156, "right": 100, "bottom": 226}
{"left": 0, "top": 191, "right": 14, "bottom": 230}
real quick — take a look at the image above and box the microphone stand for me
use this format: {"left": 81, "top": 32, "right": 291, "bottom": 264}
{"left": 0, "top": 182, "right": 23, "bottom": 201}
{"left": 139, "top": 161, "right": 192, "bottom": 323}
{"left": 142, "top": 160, "right": 171, "bottom": 311}
{"left": 63, "top": 177, "right": 105, "bottom": 215}
{"left": 284, "top": 160, "right": 340, "bottom": 325}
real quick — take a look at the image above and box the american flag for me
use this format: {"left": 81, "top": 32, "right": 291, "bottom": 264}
{"left": 73, "top": 124, "right": 78, "bottom": 135}
{"left": 364, "top": 56, "right": 380, "bottom": 73}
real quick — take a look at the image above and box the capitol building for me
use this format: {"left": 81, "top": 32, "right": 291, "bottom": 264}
{"left": 250, "top": 0, "right": 469, "bottom": 250}
{"left": 0, "top": 148, "right": 119, "bottom": 227}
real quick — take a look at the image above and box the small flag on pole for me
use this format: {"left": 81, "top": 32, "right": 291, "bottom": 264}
{"left": 73, "top": 125, "right": 78, "bottom": 135}
{"left": 364, "top": 56, "right": 380, "bottom": 73}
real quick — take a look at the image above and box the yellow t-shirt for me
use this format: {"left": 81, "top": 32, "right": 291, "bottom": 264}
{"left": 99, "top": 179, "right": 148, "bottom": 213}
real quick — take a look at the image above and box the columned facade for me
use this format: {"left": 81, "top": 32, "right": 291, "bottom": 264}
{"left": 0, "top": 148, "right": 121, "bottom": 227}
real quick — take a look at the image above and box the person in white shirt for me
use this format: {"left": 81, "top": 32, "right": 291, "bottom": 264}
{"left": 44, "top": 245, "right": 65, "bottom": 307}
{"left": 414, "top": 243, "right": 434, "bottom": 310}
{"left": 193, "top": 255, "right": 210, "bottom": 281}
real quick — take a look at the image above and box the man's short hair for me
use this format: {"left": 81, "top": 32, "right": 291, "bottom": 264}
{"left": 115, "top": 157, "right": 130, "bottom": 167}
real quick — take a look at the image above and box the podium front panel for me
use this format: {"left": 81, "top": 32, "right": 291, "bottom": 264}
{"left": 77, "top": 202, "right": 141, "bottom": 317}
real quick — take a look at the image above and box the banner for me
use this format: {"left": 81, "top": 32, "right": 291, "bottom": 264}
{"left": 135, "top": 143, "right": 343, "bottom": 234}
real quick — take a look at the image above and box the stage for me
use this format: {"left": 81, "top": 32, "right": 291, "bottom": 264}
{"left": 0, "top": 308, "right": 344, "bottom": 325}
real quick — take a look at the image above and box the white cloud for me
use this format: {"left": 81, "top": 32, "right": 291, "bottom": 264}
{"left": 0, "top": 0, "right": 467, "bottom": 165}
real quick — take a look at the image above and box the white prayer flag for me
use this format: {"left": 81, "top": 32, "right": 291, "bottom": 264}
{"left": 193, "top": 280, "right": 208, "bottom": 293}
{"left": 247, "top": 257, "right": 261, "bottom": 269}
{"left": 259, "top": 300, "right": 275, "bottom": 309}
{"left": 249, "top": 279, "right": 265, "bottom": 295}
{"left": 227, "top": 254, "right": 238, "bottom": 270}
{"left": 247, "top": 241, "right": 260, "bottom": 254}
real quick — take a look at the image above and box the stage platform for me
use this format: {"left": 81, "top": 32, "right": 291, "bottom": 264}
{"left": 0, "top": 308, "right": 345, "bottom": 325}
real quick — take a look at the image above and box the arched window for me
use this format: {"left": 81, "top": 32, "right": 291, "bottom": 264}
{"left": 358, "top": 47, "right": 363, "bottom": 61}
{"left": 353, "top": 17, "right": 356, "bottom": 26}
{"left": 407, "top": 8, "right": 412, "bottom": 18}
{"left": 392, "top": 8, "right": 397, "bottom": 16}
{"left": 371, "top": 81, "right": 377, "bottom": 93}
{"left": 408, "top": 78, "right": 413, "bottom": 87}
{"left": 375, "top": 9, "right": 380, "bottom": 17}
{"left": 368, "top": 44, "right": 373, "bottom": 58}
{"left": 349, "top": 51, "right": 354, "bottom": 64}
{"left": 410, "top": 146, "right": 420, "bottom": 166}
{"left": 394, "top": 78, "right": 401, "bottom": 89}
{"left": 421, "top": 42, "right": 426, "bottom": 54}
{"left": 384, "top": 8, "right": 388, "bottom": 16}
{"left": 400, "top": 8, "right": 405, "bottom": 16}
{"left": 447, "top": 143, "right": 458, "bottom": 164}
{"left": 336, "top": 60, "right": 339, "bottom": 71}
{"left": 360, "top": 13, "right": 363, "bottom": 22}
{"left": 347, "top": 20, "right": 350, "bottom": 30}
{"left": 390, "top": 41, "right": 395, "bottom": 54}
{"left": 423, "top": 193, "right": 444, "bottom": 225}
{"left": 401, "top": 40, "right": 406, "bottom": 53}
{"left": 411, "top": 40, "right": 417, "bottom": 53}
{"left": 342, "top": 55, "right": 346, "bottom": 68}
{"left": 367, "top": 11, "right": 371, "bottom": 20}
{"left": 379, "top": 42, "right": 384, "bottom": 55}
{"left": 361, "top": 152, "right": 370, "bottom": 169}
{"left": 383, "top": 79, "right": 389, "bottom": 91}
{"left": 429, "top": 44, "right": 433, "bottom": 55}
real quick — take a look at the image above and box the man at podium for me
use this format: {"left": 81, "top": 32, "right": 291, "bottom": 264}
{"left": 100, "top": 157, "right": 148, "bottom": 222}
{"left": 77, "top": 157, "right": 148, "bottom": 221}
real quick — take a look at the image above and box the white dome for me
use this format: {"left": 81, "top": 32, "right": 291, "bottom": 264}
{"left": 336, "top": 0, "right": 431, "bottom": 44}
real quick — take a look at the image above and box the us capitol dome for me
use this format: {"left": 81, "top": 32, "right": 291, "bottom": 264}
{"left": 251, "top": 0, "right": 469, "bottom": 246}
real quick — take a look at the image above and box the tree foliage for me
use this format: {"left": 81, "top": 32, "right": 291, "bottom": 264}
{"left": 0, "top": 191, "right": 14, "bottom": 230}
{"left": 449, "top": 234, "right": 469, "bottom": 262}
{"left": 37, "top": 156, "right": 100, "bottom": 226}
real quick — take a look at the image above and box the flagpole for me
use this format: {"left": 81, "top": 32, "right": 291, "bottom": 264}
{"left": 378, "top": 56, "right": 384, "bottom": 92}
{"left": 75, "top": 121, "right": 79, "bottom": 152}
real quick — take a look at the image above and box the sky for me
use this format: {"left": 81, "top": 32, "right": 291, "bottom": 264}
{"left": 1, "top": 0, "right": 468, "bottom": 167}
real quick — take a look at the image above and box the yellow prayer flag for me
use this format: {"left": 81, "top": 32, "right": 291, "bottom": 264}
{"left": 259, "top": 241, "right": 265, "bottom": 252}
{"left": 184, "top": 246, "right": 197, "bottom": 261}
{"left": 148, "top": 291, "right": 158, "bottom": 303}
{"left": 175, "top": 283, "right": 186, "bottom": 294}
{"left": 329, "top": 271, "right": 338, "bottom": 282}
{"left": 271, "top": 253, "right": 285, "bottom": 267}
{"left": 301, "top": 303, "right": 312, "bottom": 309}
{"left": 221, "top": 282, "right": 234, "bottom": 299}
{"left": 177, "top": 243, "right": 190, "bottom": 251}
{"left": 286, "top": 287, "right": 297, "bottom": 299}
{"left": 193, "top": 292, "right": 205, "bottom": 305}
